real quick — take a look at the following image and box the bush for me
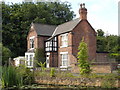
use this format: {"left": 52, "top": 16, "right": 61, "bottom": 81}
{"left": 50, "top": 68, "right": 55, "bottom": 77}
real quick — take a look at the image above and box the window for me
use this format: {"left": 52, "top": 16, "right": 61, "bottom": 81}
{"left": 29, "top": 55, "right": 33, "bottom": 66}
{"left": 30, "top": 36, "right": 35, "bottom": 49}
{"left": 45, "top": 37, "right": 57, "bottom": 52}
{"left": 60, "top": 52, "right": 68, "bottom": 67}
{"left": 61, "top": 33, "right": 68, "bottom": 47}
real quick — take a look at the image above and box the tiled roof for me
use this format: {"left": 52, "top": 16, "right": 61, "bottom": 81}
{"left": 52, "top": 18, "right": 80, "bottom": 37}
{"left": 32, "top": 23, "right": 57, "bottom": 36}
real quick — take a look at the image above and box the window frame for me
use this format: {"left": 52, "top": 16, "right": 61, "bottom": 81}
{"left": 60, "top": 52, "right": 68, "bottom": 68}
{"left": 60, "top": 33, "right": 68, "bottom": 48}
{"left": 29, "top": 36, "right": 35, "bottom": 50}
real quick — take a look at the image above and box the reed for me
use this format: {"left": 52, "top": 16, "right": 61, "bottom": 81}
{"left": 2, "top": 66, "right": 34, "bottom": 88}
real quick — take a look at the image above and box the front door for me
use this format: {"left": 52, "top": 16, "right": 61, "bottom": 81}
{"left": 46, "top": 52, "right": 50, "bottom": 68}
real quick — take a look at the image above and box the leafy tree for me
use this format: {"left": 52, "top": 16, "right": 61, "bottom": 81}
{"left": 0, "top": 43, "right": 11, "bottom": 65}
{"left": 34, "top": 48, "right": 45, "bottom": 65}
{"left": 97, "top": 29, "right": 104, "bottom": 36}
{"left": 97, "top": 36, "right": 107, "bottom": 52}
{"left": 77, "top": 38, "right": 91, "bottom": 75}
{"left": 2, "top": 2, "right": 75, "bottom": 58}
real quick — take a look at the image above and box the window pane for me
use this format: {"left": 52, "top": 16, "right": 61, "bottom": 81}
{"left": 61, "top": 54, "right": 68, "bottom": 66}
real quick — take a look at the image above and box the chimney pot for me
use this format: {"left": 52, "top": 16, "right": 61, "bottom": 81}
{"left": 83, "top": 3, "right": 85, "bottom": 8}
{"left": 80, "top": 4, "right": 82, "bottom": 8}
{"left": 79, "top": 3, "right": 87, "bottom": 20}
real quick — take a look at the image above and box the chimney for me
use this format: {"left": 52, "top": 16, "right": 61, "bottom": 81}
{"left": 79, "top": 3, "right": 87, "bottom": 20}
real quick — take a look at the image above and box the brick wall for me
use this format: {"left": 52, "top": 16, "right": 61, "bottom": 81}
{"left": 27, "top": 28, "right": 50, "bottom": 50}
{"left": 72, "top": 20, "right": 96, "bottom": 61}
{"left": 57, "top": 20, "right": 96, "bottom": 68}
{"left": 27, "top": 28, "right": 37, "bottom": 50}
{"left": 58, "top": 32, "right": 73, "bottom": 67}
{"left": 96, "top": 53, "right": 109, "bottom": 62}
{"left": 49, "top": 52, "right": 58, "bottom": 67}
{"left": 71, "top": 63, "right": 111, "bottom": 73}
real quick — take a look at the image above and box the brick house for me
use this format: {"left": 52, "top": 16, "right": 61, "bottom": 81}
{"left": 25, "top": 3, "right": 97, "bottom": 69}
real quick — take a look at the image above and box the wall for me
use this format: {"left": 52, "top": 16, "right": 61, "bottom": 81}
{"left": 72, "top": 20, "right": 96, "bottom": 61}
{"left": 35, "top": 77, "right": 120, "bottom": 88}
{"left": 57, "top": 20, "right": 96, "bottom": 68}
{"left": 71, "top": 63, "right": 112, "bottom": 73}
{"left": 58, "top": 32, "right": 73, "bottom": 67}
{"left": 49, "top": 52, "right": 58, "bottom": 67}
{"left": 27, "top": 28, "right": 50, "bottom": 50}
{"left": 27, "top": 28, "right": 37, "bottom": 50}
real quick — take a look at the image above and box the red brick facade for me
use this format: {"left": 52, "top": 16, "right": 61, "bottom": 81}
{"left": 57, "top": 20, "right": 96, "bottom": 67}
{"left": 26, "top": 3, "right": 97, "bottom": 69}
{"left": 27, "top": 27, "right": 50, "bottom": 50}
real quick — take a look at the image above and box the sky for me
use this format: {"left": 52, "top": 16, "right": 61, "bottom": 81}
{"left": 2, "top": 0, "right": 120, "bottom": 35}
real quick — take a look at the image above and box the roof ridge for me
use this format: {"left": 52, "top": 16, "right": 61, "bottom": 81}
{"left": 58, "top": 18, "right": 80, "bottom": 27}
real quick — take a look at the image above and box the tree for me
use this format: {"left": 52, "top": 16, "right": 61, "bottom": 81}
{"left": 97, "top": 29, "right": 104, "bottom": 36}
{"left": 2, "top": 2, "right": 75, "bottom": 58}
{"left": 0, "top": 43, "right": 11, "bottom": 65}
{"left": 34, "top": 48, "right": 45, "bottom": 66}
{"left": 77, "top": 38, "right": 91, "bottom": 75}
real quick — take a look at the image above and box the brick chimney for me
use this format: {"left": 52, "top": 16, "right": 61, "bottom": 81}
{"left": 79, "top": 3, "right": 87, "bottom": 20}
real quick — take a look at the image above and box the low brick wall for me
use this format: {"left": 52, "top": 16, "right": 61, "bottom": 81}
{"left": 35, "top": 77, "right": 120, "bottom": 87}
{"left": 35, "top": 77, "right": 101, "bottom": 87}
{"left": 71, "top": 63, "right": 112, "bottom": 73}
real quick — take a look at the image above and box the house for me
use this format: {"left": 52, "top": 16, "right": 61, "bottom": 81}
{"left": 25, "top": 3, "right": 97, "bottom": 69}
{"left": 13, "top": 56, "right": 25, "bottom": 67}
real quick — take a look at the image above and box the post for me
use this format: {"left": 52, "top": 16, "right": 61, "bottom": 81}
{"left": 9, "top": 57, "right": 11, "bottom": 66}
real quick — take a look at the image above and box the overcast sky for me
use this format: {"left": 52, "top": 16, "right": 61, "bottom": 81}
{"left": 2, "top": 0, "right": 120, "bottom": 35}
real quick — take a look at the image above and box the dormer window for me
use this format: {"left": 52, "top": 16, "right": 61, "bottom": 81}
{"left": 61, "top": 33, "right": 68, "bottom": 47}
{"left": 30, "top": 36, "right": 35, "bottom": 49}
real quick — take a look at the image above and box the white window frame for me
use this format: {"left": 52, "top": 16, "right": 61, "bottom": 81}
{"left": 60, "top": 52, "right": 68, "bottom": 68}
{"left": 30, "top": 36, "right": 35, "bottom": 50}
{"left": 25, "top": 52, "right": 35, "bottom": 68}
{"left": 60, "top": 33, "right": 68, "bottom": 48}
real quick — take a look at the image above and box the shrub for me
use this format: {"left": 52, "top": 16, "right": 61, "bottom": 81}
{"left": 50, "top": 68, "right": 55, "bottom": 77}
{"left": 37, "top": 62, "right": 46, "bottom": 72}
{"left": 77, "top": 38, "right": 91, "bottom": 75}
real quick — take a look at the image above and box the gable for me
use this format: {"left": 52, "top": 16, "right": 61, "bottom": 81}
{"left": 27, "top": 27, "right": 37, "bottom": 40}
{"left": 72, "top": 19, "right": 96, "bottom": 36}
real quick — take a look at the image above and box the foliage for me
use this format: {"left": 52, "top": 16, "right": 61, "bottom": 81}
{"left": 97, "top": 29, "right": 104, "bottom": 36}
{"left": 77, "top": 38, "right": 91, "bottom": 75}
{"left": 2, "top": 2, "right": 75, "bottom": 58}
{"left": 2, "top": 65, "right": 34, "bottom": 88}
{"left": 0, "top": 43, "right": 11, "bottom": 66}
{"left": 50, "top": 68, "right": 55, "bottom": 77}
{"left": 96, "top": 29, "right": 120, "bottom": 62}
{"left": 35, "top": 48, "right": 45, "bottom": 64}
{"left": 37, "top": 62, "right": 46, "bottom": 72}
{"left": 2, "top": 66, "right": 22, "bottom": 88}
{"left": 101, "top": 74, "right": 117, "bottom": 88}
{"left": 97, "top": 30, "right": 119, "bottom": 53}
{"left": 16, "top": 65, "right": 34, "bottom": 85}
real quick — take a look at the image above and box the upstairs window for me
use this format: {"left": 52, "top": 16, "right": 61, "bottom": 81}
{"left": 30, "top": 36, "right": 35, "bottom": 49}
{"left": 45, "top": 37, "right": 57, "bottom": 52}
{"left": 61, "top": 33, "right": 68, "bottom": 47}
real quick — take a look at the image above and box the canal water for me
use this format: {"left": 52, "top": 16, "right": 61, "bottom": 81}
{"left": 2, "top": 84, "right": 120, "bottom": 90}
